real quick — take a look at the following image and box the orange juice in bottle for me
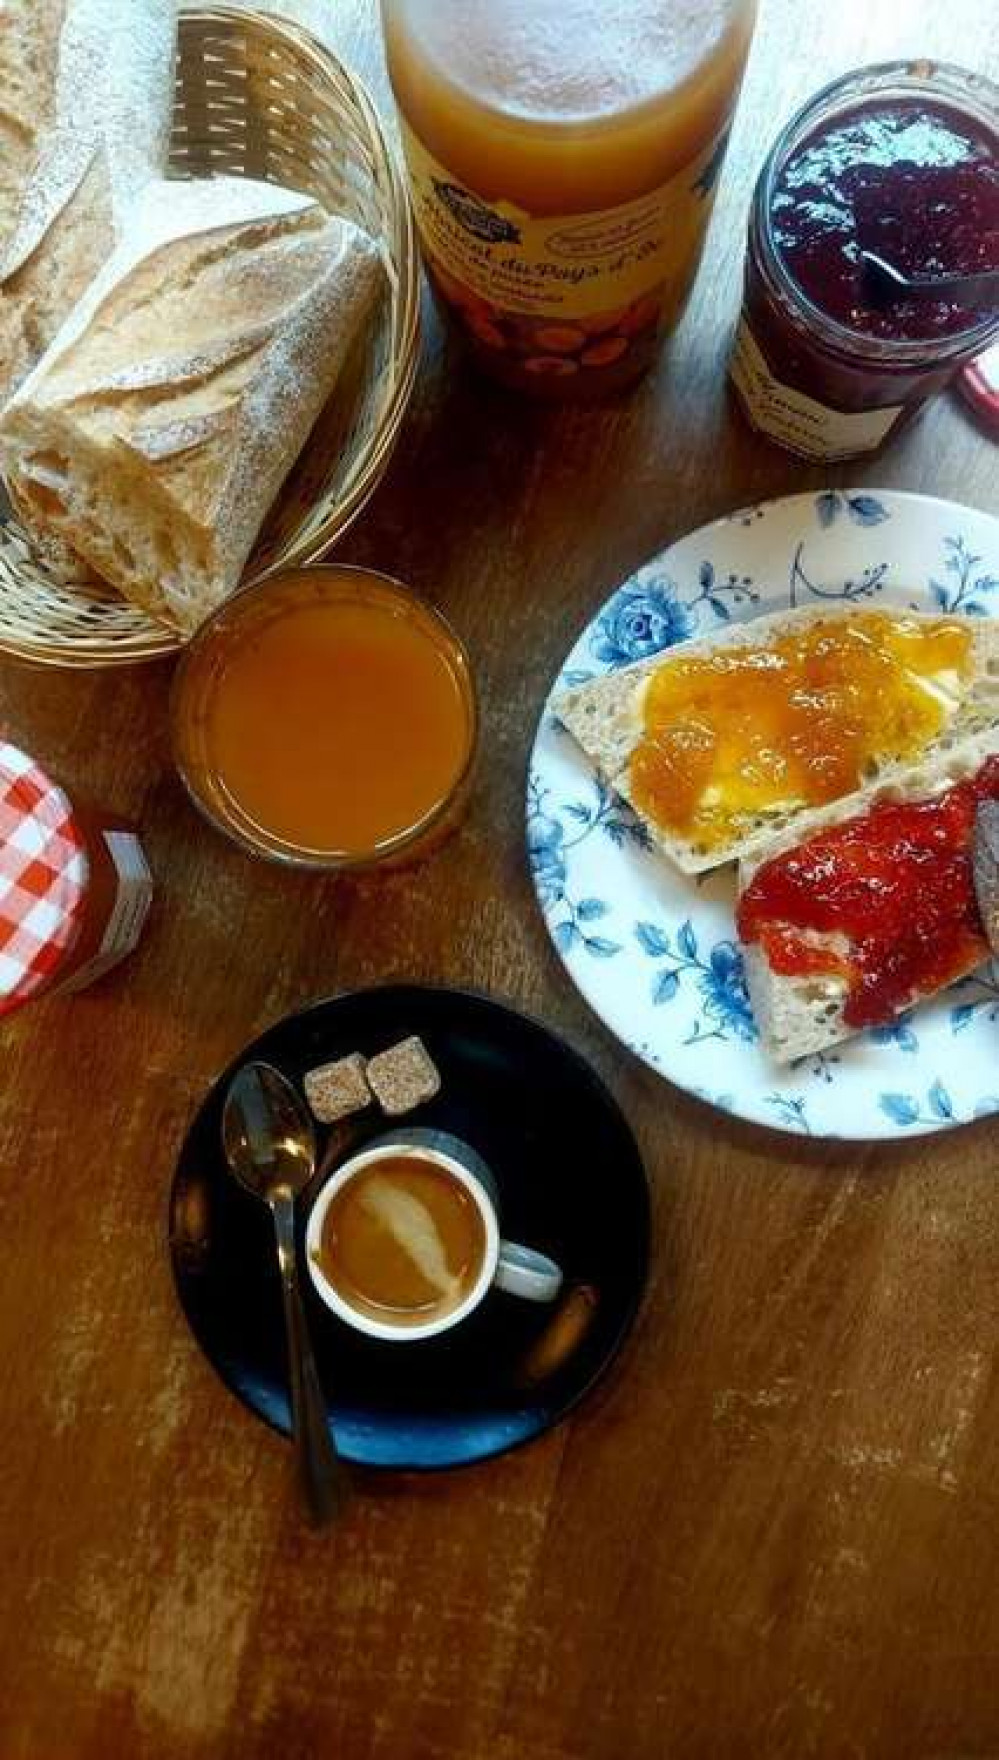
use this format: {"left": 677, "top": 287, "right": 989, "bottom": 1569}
{"left": 382, "top": 0, "right": 758, "bottom": 396}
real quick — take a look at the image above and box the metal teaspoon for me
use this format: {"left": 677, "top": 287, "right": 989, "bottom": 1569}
{"left": 860, "top": 249, "right": 999, "bottom": 310}
{"left": 222, "top": 1061, "right": 347, "bottom": 1525}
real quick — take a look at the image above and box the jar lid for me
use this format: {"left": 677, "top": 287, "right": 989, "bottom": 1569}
{"left": 0, "top": 743, "right": 87, "bottom": 1016}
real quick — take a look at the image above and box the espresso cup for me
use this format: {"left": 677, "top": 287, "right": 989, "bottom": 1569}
{"left": 305, "top": 1128, "right": 563, "bottom": 1342}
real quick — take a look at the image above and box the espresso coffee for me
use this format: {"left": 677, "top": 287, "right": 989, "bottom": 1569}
{"left": 316, "top": 1155, "right": 488, "bottom": 1328}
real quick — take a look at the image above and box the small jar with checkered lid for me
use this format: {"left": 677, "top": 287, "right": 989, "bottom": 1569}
{"left": 0, "top": 743, "right": 153, "bottom": 1017}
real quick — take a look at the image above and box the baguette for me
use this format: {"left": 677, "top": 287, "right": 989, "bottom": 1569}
{"left": 0, "top": 0, "right": 177, "bottom": 577}
{"left": 0, "top": 177, "right": 383, "bottom": 633}
{"left": 0, "top": 0, "right": 177, "bottom": 403}
{"left": 556, "top": 603, "right": 999, "bottom": 874}
{"left": 736, "top": 729, "right": 999, "bottom": 1064}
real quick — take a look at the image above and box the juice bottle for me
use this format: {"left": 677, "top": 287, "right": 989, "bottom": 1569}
{"left": 382, "top": 0, "right": 758, "bottom": 397}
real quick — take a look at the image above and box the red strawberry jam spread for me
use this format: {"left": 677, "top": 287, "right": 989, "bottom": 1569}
{"left": 736, "top": 756, "right": 999, "bottom": 1029}
{"left": 773, "top": 100, "right": 999, "bottom": 344}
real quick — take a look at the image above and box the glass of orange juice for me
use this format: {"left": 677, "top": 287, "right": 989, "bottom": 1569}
{"left": 171, "top": 567, "right": 478, "bottom": 869}
{"left": 382, "top": 0, "right": 758, "bottom": 397}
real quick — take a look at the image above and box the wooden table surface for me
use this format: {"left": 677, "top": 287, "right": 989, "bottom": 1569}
{"left": 3, "top": 3, "right": 999, "bottom": 1757}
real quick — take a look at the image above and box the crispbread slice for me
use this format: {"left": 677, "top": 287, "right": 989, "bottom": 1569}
{"left": 555, "top": 603, "right": 999, "bottom": 875}
{"left": 736, "top": 727, "right": 999, "bottom": 1064}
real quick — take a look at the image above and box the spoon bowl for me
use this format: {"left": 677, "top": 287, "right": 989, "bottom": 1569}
{"left": 223, "top": 1062, "right": 318, "bottom": 1201}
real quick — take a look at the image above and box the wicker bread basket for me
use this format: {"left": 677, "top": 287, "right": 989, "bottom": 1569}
{"left": 0, "top": 4, "right": 420, "bottom": 668}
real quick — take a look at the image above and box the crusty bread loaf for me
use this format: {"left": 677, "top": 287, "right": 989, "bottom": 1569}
{"left": 0, "top": 0, "right": 176, "bottom": 402}
{"left": 0, "top": 177, "right": 383, "bottom": 633}
{"left": 556, "top": 603, "right": 999, "bottom": 874}
{"left": 737, "top": 728, "right": 999, "bottom": 1064}
{"left": 0, "top": 0, "right": 177, "bottom": 577}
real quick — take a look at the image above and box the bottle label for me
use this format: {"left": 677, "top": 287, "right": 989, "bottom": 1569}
{"left": 729, "top": 315, "right": 905, "bottom": 460}
{"left": 400, "top": 118, "right": 731, "bottom": 374}
{"left": 57, "top": 831, "right": 153, "bottom": 993}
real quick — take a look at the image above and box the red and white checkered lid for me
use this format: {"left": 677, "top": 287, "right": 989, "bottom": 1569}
{"left": 0, "top": 743, "right": 88, "bottom": 1017}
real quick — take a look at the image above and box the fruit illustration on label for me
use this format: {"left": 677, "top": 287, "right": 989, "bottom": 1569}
{"left": 523, "top": 356, "right": 579, "bottom": 377}
{"left": 534, "top": 326, "right": 586, "bottom": 354}
{"left": 426, "top": 251, "right": 667, "bottom": 381}
{"left": 580, "top": 336, "right": 629, "bottom": 367}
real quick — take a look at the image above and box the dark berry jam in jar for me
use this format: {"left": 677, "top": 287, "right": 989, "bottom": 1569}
{"left": 729, "top": 62, "right": 999, "bottom": 461}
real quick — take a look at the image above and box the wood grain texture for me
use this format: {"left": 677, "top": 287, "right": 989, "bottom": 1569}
{"left": 2, "top": 2, "right": 999, "bottom": 1757}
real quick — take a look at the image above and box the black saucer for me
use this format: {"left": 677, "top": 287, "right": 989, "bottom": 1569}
{"left": 169, "top": 985, "right": 649, "bottom": 1471}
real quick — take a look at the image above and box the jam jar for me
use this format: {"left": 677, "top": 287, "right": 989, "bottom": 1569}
{"left": 0, "top": 742, "right": 153, "bottom": 1018}
{"left": 729, "top": 62, "right": 999, "bottom": 461}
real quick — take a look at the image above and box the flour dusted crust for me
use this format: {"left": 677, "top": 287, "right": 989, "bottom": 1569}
{"left": 0, "top": 0, "right": 176, "bottom": 400}
{"left": 0, "top": 177, "right": 383, "bottom": 632}
{"left": 555, "top": 603, "right": 999, "bottom": 874}
{"left": 0, "top": 0, "right": 177, "bottom": 576}
{"left": 736, "top": 727, "right": 999, "bottom": 1064}
{"left": 0, "top": 2, "right": 65, "bottom": 266}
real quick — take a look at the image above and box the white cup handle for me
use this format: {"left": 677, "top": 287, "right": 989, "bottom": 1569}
{"left": 494, "top": 1240, "right": 563, "bottom": 1304}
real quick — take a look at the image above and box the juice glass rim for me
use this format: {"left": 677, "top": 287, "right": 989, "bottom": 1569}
{"left": 170, "top": 564, "right": 479, "bottom": 872}
{"left": 753, "top": 59, "right": 999, "bottom": 369}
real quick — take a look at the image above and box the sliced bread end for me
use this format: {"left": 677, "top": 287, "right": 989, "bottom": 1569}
{"left": 740, "top": 944, "right": 850, "bottom": 1066}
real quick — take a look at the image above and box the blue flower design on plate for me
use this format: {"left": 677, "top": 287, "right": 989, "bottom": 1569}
{"left": 592, "top": 581, "right": 693, "bottom": 667}
{"left": 879, "top": 1080, "right": 955, "bottom": 1128}
{"left": 589, "top": 564, "right": 762, "bottom": 670}
{"left": 527, "top": 777, "right": 628, "bottom": 960}
{"left": 929, "top": 534, "right": 999, "bottom": 618}
{"left": 765, "top": 1094, "right": 811, "bottom": 1134}
{"left": 815, "top": 491, "right": 890, "bottom": 529}
{"left": 950, "top": 970, "right": 999, "bottom": 1032}
{"left": 700, "top": 942, "right": 757, "bottom": 1042}
{"left": 527, "top": 810, "right": 566, "bottom": 908}
{"left": 634, "top": 919, "right": 758, "bottom": 1046}
{"left": 869, "top": 1011, "right": 918, "bottom": 1054}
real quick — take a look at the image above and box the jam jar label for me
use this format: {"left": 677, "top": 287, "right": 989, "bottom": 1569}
{"left": 729, "top": 316, "right": 905, "bottom": 461}
{"left": 57, "top": 831, "right": 153, "bottom": 994}
{"left": 400, "top": 120, "right": 730, "bottom": 374}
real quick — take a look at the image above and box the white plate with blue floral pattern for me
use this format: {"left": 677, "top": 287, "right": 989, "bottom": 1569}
{"left": 528, "top": 488, "right": 999, "bottom": 1140}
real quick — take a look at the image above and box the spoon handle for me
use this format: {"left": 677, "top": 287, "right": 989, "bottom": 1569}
{"left": 906, "top": 267, "right": 999, "bottom": 304}
{"left": 270, "top": 1193, "right": 346, "bottom": 1526}
{"left": 861, "top": 249, "right": 999, "bottom": 308}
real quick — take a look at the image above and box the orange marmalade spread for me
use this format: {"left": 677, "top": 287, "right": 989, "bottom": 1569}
{"left": 736, "top": 756, "right": 999, "bottom": 1028}
{"left": 630, "top": 612, "right": 972, "bottom": 850}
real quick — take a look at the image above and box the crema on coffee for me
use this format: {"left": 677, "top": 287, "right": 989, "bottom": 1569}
{"left": 315, "top": 1156, "right": 487, "bottom": 1328}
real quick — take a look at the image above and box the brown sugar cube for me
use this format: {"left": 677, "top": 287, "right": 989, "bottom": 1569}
{"left": 366, "top": 1036, "right": 441, "bottom": 1117}
{"left": 303, "top": 1054, "right": 372, "bottom": 1124}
